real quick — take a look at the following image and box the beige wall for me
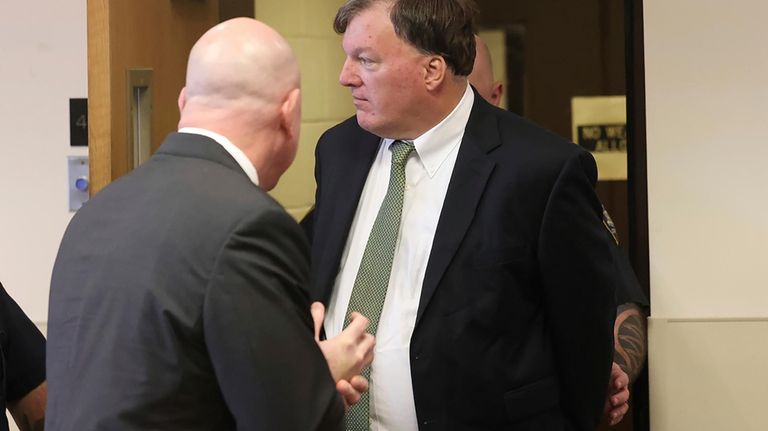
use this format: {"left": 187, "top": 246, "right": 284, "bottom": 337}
{"left": 645, "top": 0, "right": 768, "bottom": 429}
{"left": 256, "top": 0, "right": 354, "bottom": 220}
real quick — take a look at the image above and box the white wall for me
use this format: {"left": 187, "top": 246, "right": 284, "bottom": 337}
{"left": 0, "top": 1, "right": 86, "bottom": 325}
{"left": 644, "top": 0, "right": 768, "bottom": 429}
{"left": 645, "top": 1, "right": 768, "bottom": 319}
{"left": 0, "top": 3, "right": 84, "bottom": 427}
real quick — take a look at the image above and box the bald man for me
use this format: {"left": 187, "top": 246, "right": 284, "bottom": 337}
{"left": 469, "top": 35, "right": 649, "bottom": 427}
{"left": 467, "top": 36, "right": 504, "bottom": 107}
{"left": 46, "top": 18, "right": 372, "bottom": 431}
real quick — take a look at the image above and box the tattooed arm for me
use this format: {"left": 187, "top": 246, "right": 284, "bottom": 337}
{"left": 602, "top": 303, "right": 647, "bottom": 426}
{"left": 8, "top": 381, "right": 46, "bottom": 431}
{"left": 613, "top": 303, "right": 648, "bottom": 382}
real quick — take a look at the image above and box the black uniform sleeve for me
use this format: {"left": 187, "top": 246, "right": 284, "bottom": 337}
{"left": 611, "top": 245, "right": 649, "bottom": 308}
{"left": 537, "top": 151, "right": 616, "bottom": 431}
{"left": 0, "top": 283, "right": 46, "bottom": 403}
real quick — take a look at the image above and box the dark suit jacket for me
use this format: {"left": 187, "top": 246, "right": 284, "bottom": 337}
{"left": 304, "top": 93, "right": 616, "bottom": 430}
{"left": 47, "top": 133, "right": 343, "bottom": 430}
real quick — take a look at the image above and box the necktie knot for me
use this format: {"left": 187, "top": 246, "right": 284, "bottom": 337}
{"left": 391, "top": 140, "right": 415, "bottom": 169}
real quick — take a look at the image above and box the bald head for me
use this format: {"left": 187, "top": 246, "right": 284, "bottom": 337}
{"left": 178, "top": 18, "right": 302, "bottom": 191}
{"left": 468, "top": 35, "right": 503, "bottom": 106}
{"left": 183, "top": 17, "right": 299, "bottom": 109}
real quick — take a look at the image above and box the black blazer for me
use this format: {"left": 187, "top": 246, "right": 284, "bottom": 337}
{"left": 305, "top": 93, "right": 616, "bottom": 430}
{"left": 47, "top": 133, "right": 343, "bottom": 430}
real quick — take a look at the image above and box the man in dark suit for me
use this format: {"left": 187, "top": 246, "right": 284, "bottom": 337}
{"left": 303, "top": 1, "right": 616, "bottom": 429}
{"left": 468, "top": 35, "right": 650, "bottom": 428}
{"left": 47, "top": 18, "right": 373, "bottom": 431}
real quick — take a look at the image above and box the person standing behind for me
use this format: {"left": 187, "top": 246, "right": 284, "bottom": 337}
{"left": 304, "top": 0, "right": 617, "bottom": 429}
{"left": 0, "top": 282, "right": 46, "bottom": 431}
{"left": 47, "top": 18, "right": 373, "bottom": 431}
{"left": 468, "top": 35, "right": 649, "bottom": 427}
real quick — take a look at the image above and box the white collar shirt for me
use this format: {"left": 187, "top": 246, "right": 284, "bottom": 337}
{"left": 178, "top": 127, "right": 260, "bottom": 187}
{"left": 324, "top": 84, "right": 475, "bottom": 431}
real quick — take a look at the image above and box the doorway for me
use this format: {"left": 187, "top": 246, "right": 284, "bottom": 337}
{"left": 475, "top": 0, "right": 649, "bottom": 429}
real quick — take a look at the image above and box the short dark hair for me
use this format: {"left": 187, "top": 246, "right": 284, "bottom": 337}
{"left": 334, "top": 0, "right": 478, "bottom": 76}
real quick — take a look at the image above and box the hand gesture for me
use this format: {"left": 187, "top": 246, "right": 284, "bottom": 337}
{"left": 311, "top": 302, "right": 375, "bottom": 408}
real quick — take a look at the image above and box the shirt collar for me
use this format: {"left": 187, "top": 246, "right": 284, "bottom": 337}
{"left": 382, "top": 84, "right": 474, "bottom": 177}
{"left": 177, "top": 127, "right": 260, "bottom": 186}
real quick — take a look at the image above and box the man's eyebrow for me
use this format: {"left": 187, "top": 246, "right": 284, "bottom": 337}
{"left": 345, "top": 46, "right": 372, "bottom": 57}
{"left": 341, "top": 43, "right": 373, "bottom": 57}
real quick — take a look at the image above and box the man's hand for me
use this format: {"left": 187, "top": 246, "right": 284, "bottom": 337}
{"left": 335, "top": 375, "right": 369, "bottom": 409}
{"left": 604, "top": 362, "right": 630, "bottom": 426}
{"left": 311, "top": 302, "right": 375, "bottom": 408}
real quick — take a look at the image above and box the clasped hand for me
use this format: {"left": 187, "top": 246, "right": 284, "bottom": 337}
{"left": 604, "top": 362, "right": 630, "bottom": 426}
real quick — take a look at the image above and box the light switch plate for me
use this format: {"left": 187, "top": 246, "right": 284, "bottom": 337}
{"left": 68, "top": 156, "right": 89, "bottom": 212}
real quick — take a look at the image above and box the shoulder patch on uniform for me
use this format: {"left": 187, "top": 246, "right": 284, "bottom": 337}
{"left": 602, "top": 206, "right": 619, "bottom": 245}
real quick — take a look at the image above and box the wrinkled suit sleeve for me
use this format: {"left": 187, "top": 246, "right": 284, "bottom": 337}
{"left": 203, "top": 208, "right": 344, "bottom": 430}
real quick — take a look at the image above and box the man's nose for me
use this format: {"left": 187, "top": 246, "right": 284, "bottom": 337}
{"left": 339, "top": 58, "right": 360, "bottom": 87}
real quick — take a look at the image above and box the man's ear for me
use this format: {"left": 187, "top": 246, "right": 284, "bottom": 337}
{"left": 177, "top": 87, "right": 187, "bottom": 113}
{"left": 490, "top": 81, "right": 504, "bottom": 107}
{"left": 424, "top": 56, "right": 448, "bottom": 91}
{"left": 280, "top": 87, "right": 301, "bottom": 140}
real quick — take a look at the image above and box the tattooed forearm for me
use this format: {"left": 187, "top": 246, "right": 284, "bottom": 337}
{"left": 614, "top": 303, "right": 647, "bottom": 382}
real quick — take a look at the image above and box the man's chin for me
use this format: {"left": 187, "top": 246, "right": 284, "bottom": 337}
{"left": 355, "top": 112, "right": 382, "bottom": 136}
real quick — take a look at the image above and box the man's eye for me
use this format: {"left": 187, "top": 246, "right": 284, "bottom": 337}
{"left": 359, "top": 57, "right": 372, "bottom": 66}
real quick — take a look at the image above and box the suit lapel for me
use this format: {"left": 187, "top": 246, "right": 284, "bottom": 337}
{"left": 416, "top": 97, "right": 500, "bottom": 326}
{"left": 315, "top": 127, "right": 381, "bottom": 303}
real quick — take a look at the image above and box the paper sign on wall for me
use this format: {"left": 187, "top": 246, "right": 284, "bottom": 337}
{"left": 571, "top": 96, "right": 627, "bottom": 180}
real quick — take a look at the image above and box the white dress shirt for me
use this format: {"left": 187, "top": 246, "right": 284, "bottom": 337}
{"left": 324, "top": 85, "right": 475, "bottom": 430}
{"left": 178, "top": 127, "right": 260, "bottom": 186}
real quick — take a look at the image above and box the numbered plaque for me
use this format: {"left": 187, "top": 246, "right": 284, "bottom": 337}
{"left": 69, "top": 98, "right": 88, "bottom": 147}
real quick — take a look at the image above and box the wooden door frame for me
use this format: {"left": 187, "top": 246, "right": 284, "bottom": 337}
{"left": 87, "top": 0, "right": 112, "bottom": 194}
{"left": 625, "top": 0, "right": 649, "bottom": 305}
{"left": 625, "top": 1, "right": 650, "bottom": 430}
